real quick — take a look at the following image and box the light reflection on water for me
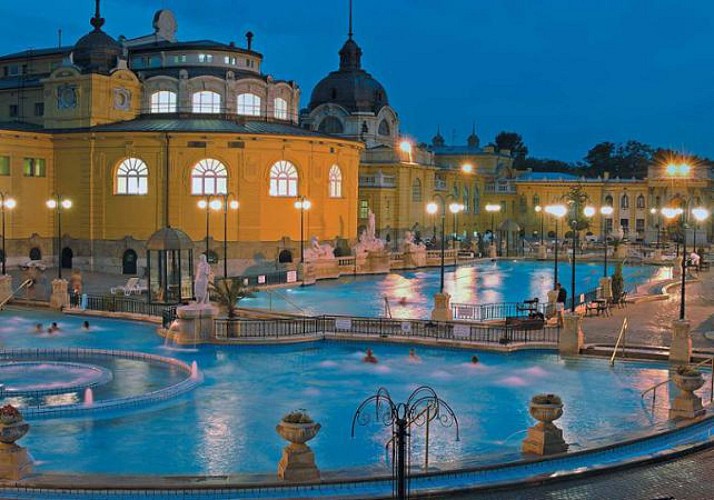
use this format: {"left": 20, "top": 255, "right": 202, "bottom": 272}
{"left": 243, "top": 261, "right": 663, "bottom": 318}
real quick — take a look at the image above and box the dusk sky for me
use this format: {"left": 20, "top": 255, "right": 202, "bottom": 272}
{"left": 2, "top": 0, "right": 714, "bottom": 162}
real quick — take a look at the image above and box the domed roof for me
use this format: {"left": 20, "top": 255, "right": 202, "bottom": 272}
{"left": 72, "top": 4, "right": 122, "bottom": 74}
{"left": 146, "top": 227, "right": 194, "bottom": 251}
{"left": 308, "top": 37, "right": 388, "bottom": 114}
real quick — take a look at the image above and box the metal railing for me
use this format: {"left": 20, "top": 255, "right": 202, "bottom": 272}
{"left": 0, "top": 279, "right": 32, "bottom": 309}
{"left": 451, "top": 301, "right": 547, "bottom": 322}
{"left": 641, "top": 356, "right": 714, "bottom": 413}
{"left": 83, "top": 295, "right": 174, "bottom": 318}
{"left": 610, "top": 318, "right": 629, "bottom": 366}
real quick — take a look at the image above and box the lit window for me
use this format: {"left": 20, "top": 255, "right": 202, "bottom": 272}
{"left": 198, "top": 54, "right": 213, "bottom": 63}
{"left": 192, "top": 91, "right": 221, "bottom": 113}
{"left": 23, "top": 158, "right": 45, "bottom": 177}
{"left": 173, "top": 55, "right": 187, "bottom": 63}
{"left": 329, "top": 164, "right": 342, "bottom": 198}
{"left": 274, "top": 97, "right": 288, "bottom": 120}
{"left": 150, "top": 91, "right": 177, "bottom": 113}
{"left": 269, "top": 160, "right": 298, "bottom": 197}
{"left": 412, "top": 178, "right": 422, "bottom": 202}
{"left": 621, "top": 194, "right": 629, "bottom": 209}
{"left": 191, "top": 159, "right": 228, "bottom": 195}
{"left": 237, "top": 93, "right": 261, "bottom": 116}
{"left": 359, "top": 200, "right": 369, "bottom": 219}
{"left": 116, "top": 158, "right": 149, "bottom": 195}
{"left": 0, "top": 156, "right": 9, "bottom": 176}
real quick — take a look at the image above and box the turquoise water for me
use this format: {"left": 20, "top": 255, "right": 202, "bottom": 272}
{"left": 242, "top": 261, "right": 668, "bottom": 317}
{"left": 0, "top": 310, "right": 675, "bottom": 476}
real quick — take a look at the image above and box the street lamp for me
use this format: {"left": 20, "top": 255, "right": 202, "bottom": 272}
{"left": 209, "top": 194, "right": 239, "bottom": 278}
{"left": 197, "top": 196, "right": 222, "bottom": 258}
{"left": 426, "top": 201, "right": 445, "bottom": 293}
{"left": 545, "top": 204, "right": 567, "bottom": 288}
{"left": 535, "top": 205, "right": 544, "bottom": 245}
{"left": 600, "top": 205, "right": 614, "bottom": 277}
{"left": 449, "top": 202, "right": 464, "bottom": 248}
{"left": 46, "top": 195, "right": 72, "bottom": 279}
{"left": 0, "top": 194, "right": 15, "bottom": 275}
{"left": 294, "top": 196, "right": 311, "bottom": 264}
{"left": 485, "top": 204, "right": 501, "bottom": 256}
{"left": 650, "top": 207, "right": 661, "bottom": 249}
{"left": 691, "top": 207, "right": 709, "bottom": 253}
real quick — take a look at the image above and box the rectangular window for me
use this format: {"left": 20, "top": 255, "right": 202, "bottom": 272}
{"left": 34, "top": 102, "right": 44, "bottom": 116}
{"left": 173, "top": 55, "right": 187, "bottom": 63}
{"left": 359, "top": 200, "right": 369, "bottom": 219}
{"left": 9, "top": 105, "right": 18, "bottom": 118}
{"left": 23, "top": 158, "right": 46, "bottom": 177}
{"left": 605, "top": 218, "right": 613, "bottom": 235}
{"left": 635, "top": 218, "right": 645, "bottom": 233}
{"left": 198, "top": 54, "right": 213, "bottom": 63}
{"left": 0, "top": 156, "right": 9, "bottom": 176}
{"left": 620, "top": 218, "right": 629, "bottom": 231}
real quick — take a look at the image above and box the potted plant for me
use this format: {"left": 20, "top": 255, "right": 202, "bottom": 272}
{"left": 209, "top": 279, "right": 251, "bottom": 337}
{"left": 673, "top": 365, "right": 705, "bottom": 393}
{"left": 276, "top": 409, "right": 321, "bottom": 447}
{"left": 529, "top": 393, "right": 564, "bottom": 426}
{"left": 0, "top": 405, "right": 29, "bottom": 445}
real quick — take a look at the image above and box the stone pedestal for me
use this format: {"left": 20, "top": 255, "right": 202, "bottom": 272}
{"left": 0, "top": 275, "right": 12, "bottom": 306}
{"left": 615, "top": 244, "right": 628, "bottom": 260}
{"left": 669, "top": 374, "right": 705, "bottom": 420}
{"left": 276, "top": 421, "right": 321, "bottom": 482}
{"left": 305, "top": 259, "right": 339, "bottom": 281}
{"left": 431, "top": 292, "right": 453, "bottom": 321}
{"left": 298, "top": 263, "right": 316, "bottom": 285}
{"left": 356, "top": 250, "right": 391, "bottom": 274}
{"left": 403, "top": 248, "right": 427, "bottom": 269}
{"left": 546, "top": 289, "right": 558, "bottom": 319}
{"left": 522, "top": 422, "right": 568, "bottom": 455}
{"left": 537, "top": 245, "right": 547, "bottom": 260}
{"left": 0, "top": 444, "right": 32, "bottom": 480}
{"left": 653, "top": 249, "right": 663, "bottom": 261}
{"left": 669, "top": 319, "right": 692, "bottom": 365}
{"left": 599, "top": 277, "right": 613, "bottom": 300}
{"left": 559, "top": 313, "right": 583, "bottom": 356}
{"left": 168, "top": 303, "right": 219, "bottom": 344}
{"left": 488, "top": 244, "right": 497, "bottom": 259}
{"left": 49, "top": 279, "right": 69, "bottom": 310}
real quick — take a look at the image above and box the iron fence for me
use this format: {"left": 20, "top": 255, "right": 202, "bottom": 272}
{"left": 451, "top": 301, "right": 547, "bottom": 321}
{"left": 83, "top": 295, "right": 176, "bottom": 322}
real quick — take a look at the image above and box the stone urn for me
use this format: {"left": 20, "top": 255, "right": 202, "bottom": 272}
{"left": 0, "top": 405, "right": 32, "bottom": 479}
{"left": 670, "top": 367, "right": 706, "bottom": 419}
{"left": 276, "top": 411, "right": 321, "bottom": 481}
{"left": 522, "top": 394, "right": 568, "bottom": 456}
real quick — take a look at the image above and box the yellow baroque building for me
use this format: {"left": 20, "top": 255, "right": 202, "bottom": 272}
{"left": 0, "top": 7, "right": 362, "bottom": 276}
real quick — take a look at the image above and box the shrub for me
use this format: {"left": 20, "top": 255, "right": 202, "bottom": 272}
{"left": 676, "top": 365, "right": 701, "bottom": 377}
{"left": 282, "top": 409, "right": 314, "bottom": 424}
{"left": 531, "top": 393, "right": 562, "bottom": 405}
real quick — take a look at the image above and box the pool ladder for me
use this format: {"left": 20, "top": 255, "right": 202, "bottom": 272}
{"left": 641, "top": 356, "right": 714, "bottom": 413}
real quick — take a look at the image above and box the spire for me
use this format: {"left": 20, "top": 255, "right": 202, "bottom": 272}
{"left": 90, "top": 0, "right": 105, "bottom": 31}
{"left": 348, "top": 0, "right": 353, "bottom": 40}
{"left": 432, "top": 126, "right": 445, "bottom": 147}
{"left": 467, "top": 122, "right": 480, "bottom": 148}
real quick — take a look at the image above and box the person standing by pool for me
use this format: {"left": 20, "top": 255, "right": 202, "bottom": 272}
{"left": 556, "top": 283, "right": 567, "bottom": 326}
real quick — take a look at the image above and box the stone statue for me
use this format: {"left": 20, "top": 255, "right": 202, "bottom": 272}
{"left": 194, "top": 254, "right": 211, "bottom": 304}
{"left": 402, "top": 230, "right": 426, "bottom": 252}
{"left": 354, "top": 209, "right": 386, "bottom": 255}
{"left": 367, "top": 210, "right": 376, "bottom": 240}
{"left": 305, "top": 236, "right": 335, "bottom": 261}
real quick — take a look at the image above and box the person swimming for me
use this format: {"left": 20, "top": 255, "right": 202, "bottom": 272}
{"left": 471, "top": 355, "right": 479, "bottom": 364}
{"left": 34, "top": 323, "right": 42, "bottom": 333}
{"left": 408, "top": 348, "right": 421, "bottom": 362}
{"left": 363, "top": 348, "right": 378, "bottom": 364}
{"left": 399, "top": 297, "right": 408, "bottom": 305}
{"left": 82, "top": 320, "right": 90, "bottom": 331}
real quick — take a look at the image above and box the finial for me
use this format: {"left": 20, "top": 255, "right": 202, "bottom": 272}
{"left": 348, "top": 0, "right": 353, "bottom": 40}
{"left": 90, "top": 0, "right": 105, "bottom": 31}
{"left": 246, "top": 31, "right": 254, "bottom": 50}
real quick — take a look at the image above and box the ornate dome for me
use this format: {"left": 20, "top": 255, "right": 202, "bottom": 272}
{"left": 308, "top": 37, "right": 388, "bottom": 114}
{"left": 72, "top": 3, "right": 122, "bottom": 74}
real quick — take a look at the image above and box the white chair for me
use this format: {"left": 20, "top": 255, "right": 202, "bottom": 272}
{"left": 111, "top": 278, "right": 140, "bottom": 296}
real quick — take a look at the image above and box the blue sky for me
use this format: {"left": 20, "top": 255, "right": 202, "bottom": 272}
{"left": 2, "top": 0, "right": 714, "bottom": 162}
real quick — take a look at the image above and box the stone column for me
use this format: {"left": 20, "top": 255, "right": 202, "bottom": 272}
{"left": 431, "top": 292, "right": 453, "bottom": 321}
{"left": 49, "top": 279, "right": 69, "bottom": 310}
{"left": 669, "top": 319, "right": 691, "bottom": 365}
{"left": 599, "top": 277, "right": 613, "bottom": 300}
{"left": 298, "top": 263, "right": 316, "bottom": 286}
{"left": 537, "top": 245, "right": 547, "bottom": 260}
{"left": 0, "top": 275, "right": 12, "bottom": 306}
{"left": 559, "top": 312, "right": 583, "bottom": 356}
{"left": 546, "top": 288, "right": 558, "bottom": 319}
{"left": 615, "top": 243, "right": 628, "bottom": 260}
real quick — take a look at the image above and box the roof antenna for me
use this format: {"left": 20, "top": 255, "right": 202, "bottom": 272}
{"left": 348, "top": 0, "right": 353, "bottom": 40}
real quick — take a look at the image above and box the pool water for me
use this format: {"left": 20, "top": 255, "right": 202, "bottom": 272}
{"left": 241, "top": 261, "right": 668, "bottom": 318}
{"left": 0, "top": 310, "right": 675, "bottom": 476}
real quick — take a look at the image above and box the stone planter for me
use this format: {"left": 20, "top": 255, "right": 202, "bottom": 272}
{"left": 276, "top": 420, "right": 321, "bottom": 481}
{"left": 522, "top": 395, "right": 568, "bottom": 456}
{"left": 0, "top": 421, "right": 29, "bottom": 445}
{"left": 0, "top": 409, "right": 32, "bottom": 480}
{"left": 670, "top": 371, "right": 706, "bottom": 420}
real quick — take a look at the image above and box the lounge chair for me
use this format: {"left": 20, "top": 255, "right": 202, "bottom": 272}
{"left": 111, "top": 278, "right": 141, "bottom": 296}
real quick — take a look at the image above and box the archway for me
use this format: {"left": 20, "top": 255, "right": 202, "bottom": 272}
{"left": 278, "top": 249, "right": 293, "bottom": 263}
{"left": 29, "top": 247, "right": 41, "bottom": 261}
{"left": 122, "top": 249, "right": 138, "bottom": 275}
{"left": 61, "top": 247, "right": 73, "bottom": 269}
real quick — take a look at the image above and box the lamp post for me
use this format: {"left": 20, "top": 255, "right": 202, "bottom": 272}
{"left": 663, "top": 207, "right": 686, "bottom": 319}
{"left": 650, "top": 207, "right": 660, "bottom": 249}
{"left": 545, "top": 204, "right": 567, "bottom": 288}
{"left": 691, "top": 208, "right": 709, "bottom": 254}
{"left": 294, "top": 196, "right": 311, "bottom": 264}
{"left": 426, "top": 201, "right": 445, "bottom": 293}
{"left": 449, "top": 202, "right": 463, "bottom": 249}
{"left": 213, "top": 194, "right": 239, "bottom": 278}
{"left": 535, "top": 205, "right": 544, "bottom": 245}
{"left": 485, "top": 204, "right": 501, "bottom": 256}
{"left": 600, "top": 205, "right": 614, "bottom": 277}
{"left": 46, "top": 195, "right": 72, "bottom": 280}
{"left": 0, "top": 194, "right": 15, "bottom": 275}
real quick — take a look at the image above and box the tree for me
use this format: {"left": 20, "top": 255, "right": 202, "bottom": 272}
{"left": 495, "top": 131, "right": 528, "bottom": 168}
{"left": 583, "top": 141, "right": 616, "bottom": 176}
{"left": 209, "top": 279, "right": 251, "bottom": 318}
{"left": 611, "top": 261, "right": 624, "bottom": 302}
{"left": 562, "top": 185, "right": 591, "bottom": 231}
{"left": 617, "top": 140, "right": 653, "bottom": 179}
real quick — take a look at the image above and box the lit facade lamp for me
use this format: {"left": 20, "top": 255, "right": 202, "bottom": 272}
{"left": 0, "top": 194, "right": 15, "bottom": 275}
{"left": 46, "top": 195, "right": 72, "bottom": 280}
{"left": 399, "top": 140, "right": 413, "bottom": 163}
{"left": 544, "top": 204, "right": 567, "bottom": 288}
{"left": 449, "top": 202, "right": 464, "bottom": 248}
{"left": 485, "top": 204, "right": 501, "bottom": 256}
{"left": 294, "top": 196, "right": 311, "bottom": 264}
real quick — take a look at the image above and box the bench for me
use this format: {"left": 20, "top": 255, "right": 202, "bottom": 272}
{"left": 585, "top": 299, "right": 610, "bottom": 317}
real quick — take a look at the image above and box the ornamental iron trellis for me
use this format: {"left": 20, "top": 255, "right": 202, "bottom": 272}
{"left": 351, "top": 386, "right": 459, "bottom": 500}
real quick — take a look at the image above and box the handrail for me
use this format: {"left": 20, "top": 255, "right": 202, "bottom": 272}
{"left": 0, "top": 279, "right": 33, "bottom": 310}
{"left": 264, "top": 288, "right": 308, "bottom": 316}
{"left": 609, "top": 317, "right": 629, "bottom": 366}
{"left": 641, "top": 356, "right": 714, "bottom": 413}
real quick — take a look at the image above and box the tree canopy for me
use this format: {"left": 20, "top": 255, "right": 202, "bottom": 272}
{"left": 495, "top": 131, "right": 528, "bottom": 168}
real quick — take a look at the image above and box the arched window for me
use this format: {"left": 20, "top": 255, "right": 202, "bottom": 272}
{"left": 192, "top": 91, "right": 221, "bottom": 113}
{"left": 150, "top": 91, "right": 177, "bottom": 113}
{"left": 274, "top": 97, "right": 288, "bottom": 120}
{"left": 463, "top": 187, "right": 469, "bottom": 212}
{"left": 237, "top": 93, "right": 261, "bottom": 116}
{"left": 191, "top": 159, "right": 228, "bottom": 195}
{"left": 411, "top": 178, "right": 422, "bottom": 202}
{"left": 621, "top": 194, "right": 629, "bottom": 209}
{"left": 317, "top": 116, "right": 344, "bottom": 134}
{"left": 116, "top": 157, "right": 149, "bottom": 195}
{"left": 378, "top": 119, "right": 390, "bottom": 136}
{"left": 636, "top": 194, "right": 645, "bottom": 209}
{"left": 605, "top": 194, "right": 614, "bottom": 207}
{"left": 329, "top": 164, "right": 342, "bottom": 198}
{"left": 473, "top": 187, "right": 480, "bottom": 214}
{"left": 269, "top": 160, "right": 298, "bottom": 197}
{"left": 533, "top": 194, "right": 540, "bottom": 207}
